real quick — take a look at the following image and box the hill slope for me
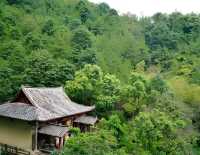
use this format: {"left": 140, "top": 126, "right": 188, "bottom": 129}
{"left": 0, "top": 0, "right": 200, "bottom": 154}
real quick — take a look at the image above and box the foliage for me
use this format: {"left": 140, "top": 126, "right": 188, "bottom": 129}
{"left": 150, "top": 75, "right": 169, "bottom": 94}
{"left": 130, "top": 110, "right": 187, "bottom": 155}
{"left": 42, "top": 19, "right": 54, "bottom": 35}
{"left": 24, "top": 50, "right": 74, "bottom": 87}
{"left": 68, "top": 18, "right": 82, "bottom": 30}
{"left": 191, "top": 65, "right": 200, "bottom": 85}
{"left": 65, "top": 64, "right": 103, "bottom": 105}
{"left": 71, "top": 27, "right": 93, "bottom": 50}
{"left": 169, "top": 77, "right": 200, "bottom": 105}
{"left": 65, "top": 64, "right": 121, "bottom": 115}
{"left": 122, "top": 72, "right": 148, "bottom": 116}
{"left": 0, "top": 0, "right": 200, "bottom": 154}
{"left": 62, "top": 130, "right": 118, "bottom": 155}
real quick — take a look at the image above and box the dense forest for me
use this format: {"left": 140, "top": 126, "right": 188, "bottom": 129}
{"left": 0, "top": 0, "right": 200, "bottom": 154}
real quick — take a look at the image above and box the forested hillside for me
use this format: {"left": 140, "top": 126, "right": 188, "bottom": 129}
{"left": 0, "top": 0, "right": 200, "bottom": 154}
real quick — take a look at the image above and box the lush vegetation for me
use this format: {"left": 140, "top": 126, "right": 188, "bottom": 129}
{"left": 0, "top": 0, "right": 200, "bottom": 154}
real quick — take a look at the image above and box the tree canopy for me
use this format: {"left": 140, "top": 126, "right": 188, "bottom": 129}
{"left": 0, "top": 0, "right": 200, "bottom": 154}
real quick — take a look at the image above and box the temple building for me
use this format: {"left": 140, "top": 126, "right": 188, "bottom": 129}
{"left": 0, "top": 86, "right": 97, "bottom": 154}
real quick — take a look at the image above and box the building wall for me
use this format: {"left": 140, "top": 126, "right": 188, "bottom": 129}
{"left": 0, "top": 117, "right": 33, "bottom": 151}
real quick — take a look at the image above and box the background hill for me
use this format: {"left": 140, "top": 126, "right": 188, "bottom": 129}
{"left": 0, "top": 0, "right": 199, "bottom": 101}
{"left": 0, "top": 0, "right": 200, "bottom": 154}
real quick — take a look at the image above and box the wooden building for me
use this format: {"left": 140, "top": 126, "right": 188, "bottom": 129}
{"left": 0, "top": 86, "right": 97, "bottom": 154}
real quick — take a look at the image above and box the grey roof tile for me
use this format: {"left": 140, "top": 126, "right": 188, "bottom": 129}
{"left": 22, "top": 87, "right": 95, "bottom": 116}
{"left": 0, "top": 103, "right": 60, "bottom": 121}
{"left": 0, "top": 87, "right": 95, "bottom": 121}
{"left": 74, "top": 115, "right": 98, "bottom": 125}
{"left": 38, "top": 125, "right": 69, "bottom": 137}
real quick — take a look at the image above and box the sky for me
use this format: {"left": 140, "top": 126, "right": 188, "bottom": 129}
{"left": 88, "top": 0, "right": 200, "bottom": 16}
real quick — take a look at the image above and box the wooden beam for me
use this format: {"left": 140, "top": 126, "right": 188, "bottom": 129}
{"left": 35, "top": 121, "right": 38, "bottom": 151}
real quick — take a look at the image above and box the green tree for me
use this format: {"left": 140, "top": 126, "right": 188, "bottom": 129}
{"left": 65, "top": 65, "right": 121, "bottom": 114}
{"left": 145, "top": 22, "right": 178, "bottom": 50}
{"left": 109, "top": 9, "right": 118, "bottom": 16}
{"left": 191, "top": 66, "right": 200, "bottom": 85}
{"left": 99, "top": 115, "right": 126, "bottom": 141}
{"left": 88, "top": 22, "right": 104, "bottom": 35}
{"left": 69, "top": 18, "right": 82, "bottom": 30}
{"left": 0, "top": 65, "right": 22, "bottom": 102}
{"left": 130, "top": 110, "right": 187, "bottom": 154}
{"left": 71, "top": 28, "right": 93, "bottom": 50}
{"left": 122, "top": 72, "right": 148, "bottom": 116}
{"left": 97, "top": 3, "right": 110, "bottom": 15}
{"left": 70, "top": 48, "right": 97, "bottom": 68}
{"left": 0, "top": 22, "right": 4, "bottom": 37}
{"left": 62, "top": 130, "right": 117, "bottom": 155}
{"left": 7, "top": 0, "right": 20, "bottom": 5}
{"left": 80, "top": 6, "right": 91, "bottom": 23}
{"left": 24, "top": 50, "right": 74, "bottom": 87}
{"left": 65, "top": 64, "right": 103, "bottom": 105}
{"left": 96, "top": 74, "right": 121, "bottom": 113}
{"left": 150, "top": 75, "right": 168, "bottom": 94}
{"left": 42, "top": 19, "right": 54, "bottom": 35}
{"left": 25, "top": 32, "right": 44, "bottom": 50}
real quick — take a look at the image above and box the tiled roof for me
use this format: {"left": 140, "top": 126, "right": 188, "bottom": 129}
{"left": 22, "top": 87, "right": 95, "bottom": 116}
{"left": 0, "top": 87, "right": 95, "bottom": 121}
{"left": 74, "top": 115, "right": 98, "bottom": 125}
{"left": 38, "top": 125, "right": 69, "bottom": 137}
{"left": 0, "top": 103, "right": 60, "bottom": 121}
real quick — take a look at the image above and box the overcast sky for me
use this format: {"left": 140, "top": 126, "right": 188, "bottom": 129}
{"left": 88, "top": 0, "right": 200, "bottom": 16}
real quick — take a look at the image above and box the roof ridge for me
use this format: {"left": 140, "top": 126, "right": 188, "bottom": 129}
{"left": 22, "top": 85, "right": 63, "bottom": 89}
